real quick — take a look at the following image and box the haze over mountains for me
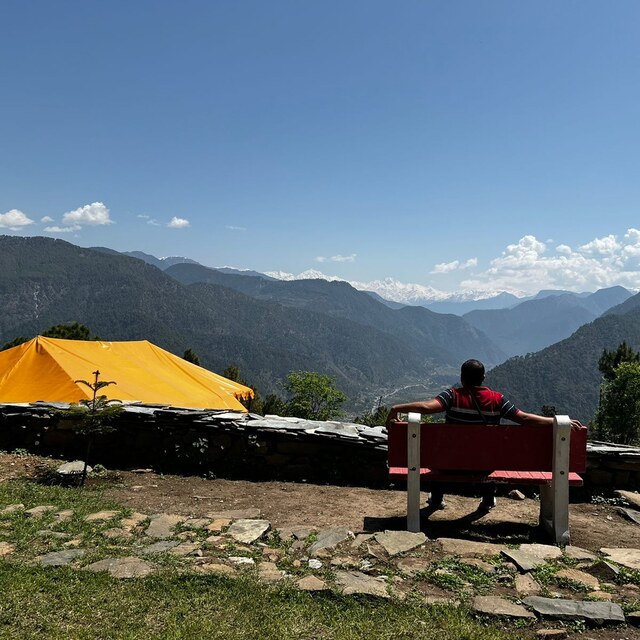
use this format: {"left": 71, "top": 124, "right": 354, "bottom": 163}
{"left": 2, "top": 235, "right": 638, "bottom": 420}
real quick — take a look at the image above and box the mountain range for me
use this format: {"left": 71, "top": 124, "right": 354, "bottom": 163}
{"left": 3, "top": 235, "right": 638, "bottom": 420}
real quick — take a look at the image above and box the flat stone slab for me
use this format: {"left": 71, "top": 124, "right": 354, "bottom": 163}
{"left": 335, "top": 571, "right": 389, "bottom": 598}
{"left": 296, "top": 575, "right": 328, "bottom": 591}
{"left": 121, "top": 513, "right": 148, "bottom": 529}
{"left": 0, "top": 504, "right": 24, "bottom": 515}
{"left": 502, "top": 544, "right": 562, "bottom": 572}
{"left": 206, "top": 518, "right": 232, "bottom": 533}
{"left": 472, "top": 596, "right": 535, "bottom": 619}
{"left": 205, "top": 508, "right": 260, "bottom": 520}
{"left": 515, "top": 573, "right": 542, "bottom": 597}
{"left": 258, "top": 561, "right": 283, "bottom": 583}
{"left": 57, "top": 461, "right": 91, "bottom": 475}
{"left": 102, "top": 528, "right": 133, "bottom": 540}
{"left": 563, "top": 546, "right": 596, "bottom": 561}
{"left": 85, "top": 510, "right": 120, "bottom": 522}
{"left": 145, "top": 514, "right": 185, "bottom": 539}
{"left": 308, "top": 528, "right": 351, "bottom": 556}
{"left": 437, "top": 538, "right": 507, "bottom": 558}
{"left": 141, "top": 540, "right": 180, "bottom": 554}
{"left": 85, "top": 557, "right": 154, "bottom": 578}
{"left": 229, "top": 556, "right": 255, "bottom": 565}
{"left": 170, "top": 542, "right": 201, "bottom": 557}
{"left": 226, "top": 519, "right": 270, "bottom": 544}
{"left": 615, "top": 490, "right": 640, "bottom": 510}
{"left": 37, "top": 549, "right": 86, "bottom": 567}
{"left": 396, "top": 557, "right": 431, "bottom": 577}
{"left": 556, "top": 568, "right": 600, "bottom": 591}
{"left": 374, "top": 530, "right": 427, "bottom": 556}
{"left": 523, "top": 597, "right": 625, "bottom": 624}
{"left": 619, "top": 508, "right": 640, "bottom": 525}
{"left": 183, "top": 518, "right": 212, "bottom": 530}
{"left": 0, "top": 542, "right": 16, "bottom": 557}
{"left": 25, "top": 505, "right": 57, "bottom": 518}
{"left": 600, "top": 548, "right": 640, "bottom": 571}
{"left": 53, "top": 509, "right": 74, "bottom": 523}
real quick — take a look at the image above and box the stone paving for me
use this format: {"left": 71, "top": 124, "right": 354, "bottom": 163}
{"left": 0, "top": 501, "right": 639, "bottom": 633}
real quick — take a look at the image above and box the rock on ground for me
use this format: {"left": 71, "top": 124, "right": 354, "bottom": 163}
{"left": 523, "top": 596, "right": 625, "bottom": 624}
{"left": 600, "top": 548, "right": 640, "bottom": 571}
{"left": 145, "top": 514, "right": 185, "bottom": 539}
{"left": 374, "top": 530, "right": 427, "bottom": 556}
{"left": 308, "top": 528, "right": 352, "bottom": 556}
{"left": 335, "top": 571, "right": 389, "bottom": 598}
{"left": 472, "top": 596, "right": 535, "bottom": 619}
{"left": 85, "top": 557, "right": 154, "bottom": 579}
{"left": 226, "top": 519, "right": 271, "bottom": 544}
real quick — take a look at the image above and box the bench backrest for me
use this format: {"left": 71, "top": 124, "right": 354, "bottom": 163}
{"left": 387, "top": 422, "right": 587, "bottom": 473}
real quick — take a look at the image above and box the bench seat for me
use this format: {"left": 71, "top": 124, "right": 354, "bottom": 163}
{"left": 388, "top": 467, "right": 584, "bottom": 486}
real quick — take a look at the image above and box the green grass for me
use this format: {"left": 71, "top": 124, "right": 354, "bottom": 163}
{"left": 0, "top": 480, "right": 527, "bottom": 639}
{"left": 0, "top": 564, "right": 524, "bottom": 640}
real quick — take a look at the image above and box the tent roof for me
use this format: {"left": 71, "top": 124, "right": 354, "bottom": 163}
{"left": 0, "top": 337, "right": 253, "bottom": 412}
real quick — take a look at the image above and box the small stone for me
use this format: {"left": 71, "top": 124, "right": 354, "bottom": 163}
{"left": 292, "top": 559, "right": 301, "bottom": 568}
{"left": 37, "top": 549, "right": 85, "bottom": 567}
{"left": 262, "top": 547, "right": 284, "bottom": 560}
{"left": 374, "top": 530, "right": 427, "bottom": 556}
{"left": 85, "top": 510, "right": 120, "bottom": 523}
{"left": 53, "top": 509, "right": 74, "bottom": 523}
{"left": 296, "top": 575, "right": 327, "bottom": 591}
{"left": 437, "top": 538, "right": 507, "bottom": 558}
{"left": 85, "top": 556, "right": 153, "bottom": 579}
{"left": 183, "top": 518, "right": 211, "bottom": 530}
{"left": 141, "top": 540, "right": 181, "bottom": 554}
{"left": 131, "top": 468, "right": 153, "bottom": 474}
{"left": 176, "top": 531, "right": 195, "bottom": 540}
{"left": 472, "top": 596, "right": 535, "bottom": 619}
{"left": 502, "top": 544, "right": 562, "bottom": 572}
{"left": 508, "top": 489, "right": 526, "bottom": 500}
{"left": 229, "top": 556, "right": 255, "bottom": 566}
{"left": 600, "top": 548, "right": 640, "bottom": 571}
{"left": 614, "top": 490, "right": 640, "bottom": 510}
{"left": 425, "top": 595, "right": 455, "bottom": 605}
{"left": 121, "top": 513, "right": 148, "bottom": 530}
{"left": 515, "top": 573, "right": 542, "bottom": 597}
{"left": 0, "top": 542, "right": 16, "bottom": 557}
{"left": 170, "top": 542, "right": 201, "bottom": 557}
{"left": 460, "top": 558, "right": 495, "bottom": 573}
{"left": 25, "top": 505, "right": 57, "bottom": 518}
{"left": 523, "top": 596, "right": 625, "bottom": 623}
{"left": 556, "top": 568, "right": 600, "bottom": 591}
{"left": 130, "top": 486, "right": 144, "bottom": 492}
{"left": 330, "top": 556, "right": 359, "bottom": 568}
{"left": 0, "top": 504, "right": 24, "bottom": 515}
{"left": 102, "top": 528, "right": 133, "bottom": 540}
{"left": 351, "top": 533, "right": 374, "bottom": 549}
{"left": 64, "top": 538, "right": 83, "bottom": 548}
{"left": 536, "top": 630, "right": 568, "bottom": 639}
{"left": 563, "top": 546, "right": 596, "bottom": 562}
{"left": 308, "top": 528, "right": 351, "bottom": 556}
{"left": 308, "top": 559, "right": 323, "bottom": 570}
{"left": 145, "top": 514, "right": 185, "bottom": 539}
{"left": 258, "top": 561, "right": 283, "bottom": 583}
{"left": 204, "top": 535, "right": 225, "bottom": 547}
{"left": 226, "top": 519, "right": 271, "bottom": 544}
{"left": 335, "top": 571, "right": 389, "bottom": 598}
{"left": 57, "top": 461, "right": 91, "bottom": 475}
{"left": 206, "top": 518, "right": 232, "bottom": 533}
{"left": 396, "top": 557, "right": 430, "bottom": 577}
{"left": 586, "top": 591, "right": 613, "bottom": 601}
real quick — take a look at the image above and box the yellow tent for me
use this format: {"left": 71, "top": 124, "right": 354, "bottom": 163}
{"left": 0, "top": 336, "right": 253, "bottom": 411}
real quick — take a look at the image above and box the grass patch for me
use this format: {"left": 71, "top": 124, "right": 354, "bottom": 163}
{"left": 0, "top": 563, "right": 525, "bottom": 640}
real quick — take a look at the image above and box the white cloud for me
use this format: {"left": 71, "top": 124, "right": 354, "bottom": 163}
{"left": 315, "top": 254, "right": 356, "bottom": 263}
{"left": 62, "top": 202, "right": 112, "bottom": 226}
{"left": 40, "top": 216, "right": 54, "bottom": 223}
{"left": 431, "top": 257, "right": 477, "bottom": 274}
{"left": 579, "top": 234, "right": 620, "bottom": 255}
{"left": 168, "top": 216, "right": 190, "bottom": 229}
{"left": 225, "top": 225, "right": 247, "bottom": 231}
{"left": 44, "top": 225, "right": 81, "bottom": 233}
{"left": 556, "top": 244, "right": 572, "bottom": 255}
{"left": 137, "top": 214, "right": 150, "bottom": 219}
{"left": 0, "top": 209, "right": 35, "bottom": 230}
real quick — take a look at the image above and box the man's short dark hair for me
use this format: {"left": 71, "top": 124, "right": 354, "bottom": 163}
{"left": 461, "top": 359, "right": 485, "bottom": 386}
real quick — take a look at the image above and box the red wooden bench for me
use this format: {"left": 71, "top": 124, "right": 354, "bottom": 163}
{"left": 387, "top": 414, "right": 588, "bottom": 544}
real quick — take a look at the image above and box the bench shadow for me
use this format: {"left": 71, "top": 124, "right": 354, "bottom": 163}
{"left": 363, "top": 507, "right": 545, "bottom": 544}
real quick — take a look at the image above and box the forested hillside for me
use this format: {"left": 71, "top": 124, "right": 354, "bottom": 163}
{"left": 486, "top": 308, "right": 640, "bottom": 422}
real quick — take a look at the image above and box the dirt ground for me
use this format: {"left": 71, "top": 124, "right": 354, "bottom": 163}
{"left": 2, "top": 452, "right": 638, "bottom": 551}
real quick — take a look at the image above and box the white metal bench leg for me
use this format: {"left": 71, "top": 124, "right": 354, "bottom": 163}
{"left": 406, "top": 412, "right": 422, "bottom": 532}
{"left": 539, "top": 415, "right": 571, "bottom": 545}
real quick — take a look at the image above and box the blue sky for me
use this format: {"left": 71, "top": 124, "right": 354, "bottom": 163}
{"left": 2, "top": 1, "right": 640, "bottom": 299}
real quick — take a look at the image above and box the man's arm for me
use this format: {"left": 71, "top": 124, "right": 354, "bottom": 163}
{"left": 511, "top": 411, "right": 584, "bottom": 431}
{"left": 385, "top": 399, "right": 443, "bottom": 427}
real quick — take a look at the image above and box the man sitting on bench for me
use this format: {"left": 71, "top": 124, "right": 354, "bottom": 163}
{"left": 385, "top": 359, "right": 583, "bottom": 513}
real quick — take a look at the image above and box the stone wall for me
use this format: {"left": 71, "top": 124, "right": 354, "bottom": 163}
{"left": 0, "top": 403, "right": 638, "bottom": 490}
